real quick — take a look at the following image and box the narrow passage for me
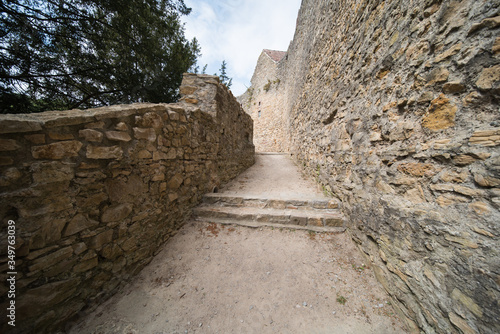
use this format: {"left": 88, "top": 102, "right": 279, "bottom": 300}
{"left": 69, "top": 154, "right": 407, "bottom": 334}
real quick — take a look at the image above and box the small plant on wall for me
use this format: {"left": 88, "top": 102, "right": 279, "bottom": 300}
{"left": 263, "top": 80, "right": 272, "bottom": 92}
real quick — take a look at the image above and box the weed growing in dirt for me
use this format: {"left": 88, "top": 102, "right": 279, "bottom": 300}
{"left": 352, "top": 264, "right": 366, "bottom": 271}
{"left": 336, "top": 295, "right": 347, "bottom": 305}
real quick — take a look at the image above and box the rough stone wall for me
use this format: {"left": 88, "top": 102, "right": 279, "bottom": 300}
{"left": 239, "top": 50, "right": 288, "bottom": 152}
{"left": 280, "top": 0, "right": 499, "bottom": 333}
{"left": 0, "top": 73, "right": 254, "bottom": 333}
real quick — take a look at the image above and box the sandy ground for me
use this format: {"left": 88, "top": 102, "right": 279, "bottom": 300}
{"left": 68, "top": 154, "right": 408, "bottom": 333}
{"left": 219, "top": 154, "right": 327, "bottom": 200}
{"left": 69, "top": 222, "right": 407, "bottom": 334}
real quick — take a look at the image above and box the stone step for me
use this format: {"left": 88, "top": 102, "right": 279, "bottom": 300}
{"left": 202, "top": 193, "right": 341, "bottom": 211}
{"left": 193, "top": 205, "right": 345, "bottom": 232}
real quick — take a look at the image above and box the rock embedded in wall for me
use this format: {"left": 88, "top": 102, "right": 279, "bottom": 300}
{"left": 271, "top": 0, "right": 500, "bottom": 333}
{"left": 0, "top": 73, "right": 254, "bottom": 333}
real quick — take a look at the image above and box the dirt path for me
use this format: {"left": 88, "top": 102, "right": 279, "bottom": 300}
{"left": 219, "top": 153, "right": 327, "bottom": 200}
{"left": 69, "top": 154, "right": 408, "bottom": 334}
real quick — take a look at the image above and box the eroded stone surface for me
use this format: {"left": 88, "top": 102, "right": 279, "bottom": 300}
{"left": 239, "top": 1, "right": 500, "bottom": 333}
{"left": 0, "top": 74, "right": 254, "bottom": 334}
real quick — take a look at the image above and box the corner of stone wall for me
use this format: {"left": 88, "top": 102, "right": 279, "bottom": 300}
{"left": 0, "top": 73, "right": 254, "bottom": 333}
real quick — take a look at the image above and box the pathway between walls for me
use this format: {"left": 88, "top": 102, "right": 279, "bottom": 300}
{"left": 67, "top": 154, "right": 408, "bottom": 334}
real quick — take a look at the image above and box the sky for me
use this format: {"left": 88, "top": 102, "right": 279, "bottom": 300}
{"left": 181, "top": 0, "right": 302, "bottom": 96}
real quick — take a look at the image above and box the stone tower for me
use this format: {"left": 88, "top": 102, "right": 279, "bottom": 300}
{"left": 238, "top": 49, "right": 287, "bottom": 152}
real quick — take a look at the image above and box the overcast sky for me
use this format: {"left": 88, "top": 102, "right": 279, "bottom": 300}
{"left": 182, "top": 0, "right": 301, "bottom": 96}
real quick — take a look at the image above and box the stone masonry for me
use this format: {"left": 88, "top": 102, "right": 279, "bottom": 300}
{"left": 244, "top": 0, "right": 500, "bottom": 333}
{"left": 0, "top": 73, "right": 254, "bottom": 333}
{"left": 239, "top": 49, "right": 288, "bottom": 152}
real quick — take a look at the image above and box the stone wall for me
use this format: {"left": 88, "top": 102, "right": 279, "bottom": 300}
{"left": 278, "top": 0, "right": 499, "bottom": 333}
{"left": 238, "top": 50, "right": 288, "bottom": 152}
{"left": 0, "top": 73, "right": 254, "bottom": 333}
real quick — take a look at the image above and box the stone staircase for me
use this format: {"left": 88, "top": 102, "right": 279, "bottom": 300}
{"left": 193, "top": 193, "right": 346, "bottom": 233}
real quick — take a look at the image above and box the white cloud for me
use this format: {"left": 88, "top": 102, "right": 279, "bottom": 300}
{"left": 182, "top": 0, "right": 301, "bottom": 95}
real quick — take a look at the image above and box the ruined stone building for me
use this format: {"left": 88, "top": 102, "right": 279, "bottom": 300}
{"left": 238, "top": 49, "right": 288, "bottom": 152}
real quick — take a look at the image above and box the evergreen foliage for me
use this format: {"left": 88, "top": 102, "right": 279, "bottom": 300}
{"left": 216, "top": 60, "right": 232, "bottom": 89}
{"left": 0, "top": 0, "right": 200, "bottom": 113}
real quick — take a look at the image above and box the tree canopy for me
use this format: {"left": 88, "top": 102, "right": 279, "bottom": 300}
{"left": 0, "top": 0, "right": 200, "bottom": 113}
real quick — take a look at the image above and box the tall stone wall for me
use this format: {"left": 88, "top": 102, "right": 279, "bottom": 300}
{"left": 280, "top": 0, "right": 499, "bottom": 333}
{"left": 0, "top": 73, "right": 254, "bottom": 333}
{"left": 239, "top": 50, "right": 288, "bottom": 152}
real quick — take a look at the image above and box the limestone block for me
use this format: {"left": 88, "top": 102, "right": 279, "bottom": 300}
{"left": 115, "top": 122, "right": 128, "bottom": 131}
{"left": 85, "top": 121, "right": 105, "bottom": 129}
{"left": 445, "top": 235, "right": 479, "bottom": 249}
{"left": 32, "top": 140, "right": 83, "bottom": 159}
{"left": 120, "top": 236, "right": 138, "bottom": 252}
{"left": 469, "top": 202, "right": 491, "bottom": 215}
{"left": 73, "top": 255, "right": 98, "bottom": 273}
{"left": 135, "top": 112, "right": 163, "bottom": 129}
{"left": 137, "top": 149, "right": 152, "bottom": 159}
{"left": 476, "top": 64, "right": 500, "bottom": 90}
{"left": 0, "top": 156, "right": 13, "bottom": 165}
{"left": 462, "top": 91, "right": 483, "bottom": 106}
{"left": 426, "top": 67, "right": 449, "bottom": 85}
{"left": 90, "top": 230, "right": 114, "bottom": 249}
{"left": 152, "top": 151, "right": 168, "bottom": 160}
{"left": 404, "top": 188, "right": 425, "bottom": 204}
{"left": 48, "top": 132, "right": 74, "bottom": 140}
{"left": 100, "top": 244, "right": 123, "bottom": 260}
{"left": 106, "top": 175, "right": 146, "bottom": 203}
{"left": 453, "top": 185, "right": 484, "bottom": 197}
{"left": 0, "top": 119, "right": 42, "bottom": 134}
{"left": 0, "top": 167, "right": 21, "bottom": 186}
{"left": 436, "top": 194, "right": 469, "bottom": 207}
{"left": 434, "top": 43, "right": 462, "bottom": 63}
{"left": 442, "top": 82, "right": 465, "bottom": 94}
{"left": 105, "top": 131, "right": 131, "bottom": 142}
{"left": 468, "top": 15, "right": 500, "bottom": 35}
{"left": 24, "top": 134, "right": 46, "bottom": 144}
{"left": 167, "top": 173, "right": 184, "bottom": 189}
{"left": 16, "top": 279, "right": 79, "bottom": 318}
{"left": 451, "top": 288, "right": 483, "bottom": 317}
{"left": 440, "top": 170, "right": 469, "bottom": 183}
{"left": 28, "top": 246, "right": 74, "bottom": 273}
{"left": 422, "top": 94, "right": 457, "bottom": 130}
{"left": 72, "top": 242, "right": 88, "bottom": 255}
{"left": 133, "top": 127, "right": 156, "bottom": 142}
{"left": 180, "top": 85, "right": 198, "bottom": 95}
{"left": 64, "top": 214, "right": 99, "bottom": 236}
{"left": 101, "top": 203, "right": 133, "bottom": 223}
{"left": 183, "top": 98, "right": 199, "bottom": 104}
{"left": 152, "top": 173, "right": 165, "bottom": 181}
{"left": 32, "top": 161, "right": 74, "bottom": 184}
{"left": 453, "top": 154, "right": 478, "bottom": 166}
{"left": 26, "top": 245, "right": 59, "bottom": 261}
{"left": 448, "top": 312, "right": 477, "bottom": 334}
{"left": 168, "top": 193, "right": 179, "bottom": 202}
{"left": 474, "top": 174, "right": 500, "bottom": 188}
{"left": 469, "top": 128, "right": 500, "bottom": 147}
{"left": 86, "top": 145, "right": 123, "bottom": 159}
{"left": 397, "top": 163, "right": 438, "bottom": 177}
{"left": 0, "top": 138, "right": 21, "bottom": 151}
{"left": 369, "top": 131, "right": 382, "bottom": 142}
{"left": 493, "top": 37, "right": 500, "bottom": 55}
{"left": 76, "top": 193, "right": 108, "bottom": 208}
